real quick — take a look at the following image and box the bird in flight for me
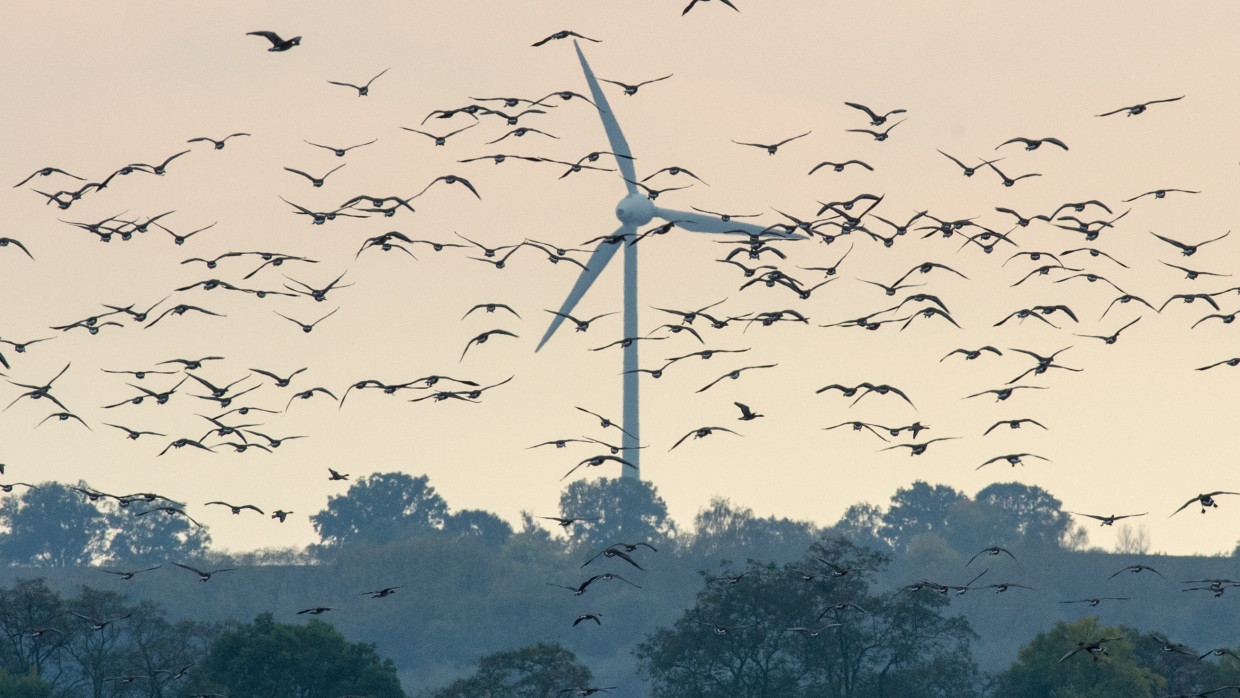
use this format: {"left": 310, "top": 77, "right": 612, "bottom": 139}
{"left": 599, "top": 74, "right": 674, "bottom": 96}
{"left": 669, "top": 426, "right": 741, "bottom": 451}
{"left": 696, "top": 364, "right": 777, "bottom": 393}
{"left": 937, "top": 151, "right": 1003, "bottom": 177}
{"left": 188, "top": 133, "right": 249, "bottom": 150}
{"left": 247, "top": 31, "right": 300, "bottom": 51}
{"left": 683, "top": 0, "right": 740, "bottom": 14}
{"left": 1171, "top": 492, "right": 1240, "bottom": 516}
{"left": 844, "top": 102, "right": 905, "bottom": 126}
{"left": 1095, "top": 95, "right": 1184, "bottom": 117}
{"left": 283, "top": 164, "right": 345, "bottom": 188}
{"left": 305, "top": 139, "right": 377, "bottom": 157}
{"left": 1071, "top": 512, "right": 1147, "bottom": 526}
{"left": 96, "top": 566, "right": 161, "bottom": 580}
{"left": 327, "top": 67, "right": 390, "bottom": 96}
{"left": 172, "top": 562, "right": 237, "bottom": 581}
{"left": 1149, "top": 230, "right": 1229, "bottom": 256}
{"left": 996, "top": 136, "right": 1068, "bottom": 151}
{"left": 733, "top": 131, "right": 811, "bottom": 155}
{"left": 531, "top": 30, "right": 600, "bottom": 47}
{"left": 1124, "top": 188, "right": 1199, "bottom": 202}
{"left": 847, "top": 120, "right": 904, "bottom": 142}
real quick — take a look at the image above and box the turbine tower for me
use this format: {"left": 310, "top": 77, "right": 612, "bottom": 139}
{"left": 536, "top": 42, "right": 796, "bottom": 479}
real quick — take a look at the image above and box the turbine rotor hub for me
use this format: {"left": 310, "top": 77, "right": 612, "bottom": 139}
{"left": 615, "top": 193, "right": 654, "bottom": 225}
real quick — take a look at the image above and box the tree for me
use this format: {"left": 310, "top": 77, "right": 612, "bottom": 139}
{"left": 1113, "top": 524, "right": 1150, "bottom": 555}
{"left": 0, "top": 670, "right": 51, "bottom": 698}
{"left": 636, "top": 537, "right": 980, "bottom": 698}
{"left": 0, "top": 482, "right": 108, "bottom": 567}
{"left": 879, "top": 481, "right": 966, "bottom": 551}
{"left": 429, "top": 642, "right": 592, "bottom": 698}
{"left": 0, "top": 578, "right": 70, "bottom": 681}
{"left": 827, "top": 502, "right": 889, "bottom": 552}
{"left": 994, "top": 617, "right": 1165, "bottom": 698}
{"left": 688, "top": 497, "right": 820, "bottom": 563}
{"left": 103, "top": 501, "right": 212, "bottom": 565}
{"left": 0, "top": 580, "right": 219, "bottom": 698}
{"left": 443, "top": 509, "right": 512, "bottom": 547}
{"left": 312, "top": 472, "right": 450, "bottom": 546}
{"left": 195, "top": 612, "right": 404, "bottom": 698}
{"left": 557, "top": 477, "right": 676, "bottom": 552}
{"left": 970, "top": 482, "right": 1072, "bottom": 550}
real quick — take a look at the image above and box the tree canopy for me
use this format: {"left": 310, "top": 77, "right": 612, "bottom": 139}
{"left": 196, "top": 612, "right": 404, "bottom": 698}
{"left": 0, "top": 483, "right": 107, "bottom": 567}
{"left": 636, "top": 537, "right": 981, "bottom": 698}
{"left": 429, "top": 642, "right": 592, "bottom": 698}
{"left": 558, "top": 477, "right": 676, "bottom": 551}
{"left": 312, "top": 472, "right": 450, "bottom": 546}
{"left": 0, "top": 482, "right": 211, "bottom": 568}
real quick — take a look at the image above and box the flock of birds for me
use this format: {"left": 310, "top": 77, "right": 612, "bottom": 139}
{"left": 2, "top": 6, "right": 1239, "bottom": 694}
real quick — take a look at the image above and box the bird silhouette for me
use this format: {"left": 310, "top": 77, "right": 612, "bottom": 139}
{"left": 1171, "top": 492, "right": 1239, "bottom": 516}
{"left": 172, "top": 562, "right": 237, "bottom": 581}
{"left": 531, "top": 30, "right": 600, "bottom": 47}
{"left": 996, "top": 136, "right": 1068, "bottom": 151}
{"left": 247, "top": 31, "right": 300, "bottom": 51}
{"left": 327, "top": 67, "right": 389, "bottom": 96}
{"left": 1095, "top": 95, "right": 1184, "bottom": 117}
{"left": 733, "top": 131, "right": 811, "bottom": 155}
{"left": 188, "top": 133, "right": 249, "bottom": 149}
{"left": 1071, "top": 512, "right": 1147, "bottom": 526}
{"left": 283, "top": 163, "right": 345, "bottom": 188}
{"left": 682, "top": 0, "right": 739, "bottom": 14}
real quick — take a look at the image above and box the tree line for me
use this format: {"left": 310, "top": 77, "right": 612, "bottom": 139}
{"left": 0, "top": 472, "right": 1237, "bottom": 696}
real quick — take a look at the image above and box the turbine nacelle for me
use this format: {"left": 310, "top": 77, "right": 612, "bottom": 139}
{"left": 616, "top": 193, "right": 654, "bottom": 226}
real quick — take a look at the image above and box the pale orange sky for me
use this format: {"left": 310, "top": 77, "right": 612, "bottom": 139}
{"left": 1, "top": 1, "right": 1238, "bottom": 556}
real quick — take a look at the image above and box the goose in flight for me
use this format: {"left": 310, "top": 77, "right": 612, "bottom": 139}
{"left": 1061, "top": 597, "right": 1129, "bottom": 607}
{"left": 247, "top": 31, "right": 300, "bottom": 51}
{"left": 327, "top": 67, "right": 389, "bottom": 96}
{"left": 1058, "top": 637, "right": 1123, "bottom": 662}
{"left": 669, "top": 426, "right": 740, "bottom": 451}
{"left": 937, "top": 150, "right": 1002, "bottom": 177}
{"left": 696, "top": 364, "right": 777, "bottom": 393}
{"left": 976, "top": 453, "right": 1050, "bottom": 469}
{"left": 1071, "top": 511, "right": 1147, "bottom": 526}
{"left": 683, "top": 0, "right": 739, "bottom": 14}
{"left": 1171, "top": 491, "right": 1240, "bottom": 516}
{"left": 967, "top": 547, "right": 1016, "bottom": 566}
{"left": 204, "top": 501, "right": 264, "bottom": 515}
{"left": 71, "top": 612, "right": 132, "bottom": 631}
{"left": 881, "top": 437, "right": 958, "bottom": 456}
{"left": 844, "top": 102, "right": 905, "bottom": 126}
{"left": 1095, "top": 95, "right": 1183, "bottom": 117}
{"left": 982, "top": 418, "right": 1047, "bottom": 435}
{"left": 95, "top": 566, "right": 161, "bottom": 580}
{"left": 1149, "top": 230, "right": 1229, "bottom": 257}
{"left": 562, "top": 455, "right": 635, "bottom": 480}
{"left": 171, "top": 562, "right": 237, "bottom": 581}
{"left": 1108, "top": 564, "right": 1165, "bottom": 579}
{"left": 531, "top": 30, "right": 600, "bottom": 47}
{"left": 733, "top": 131, "right": 811, "bottom": 155}
{"left": 1125, "top": 188, "right": 1200, "bottom": 203}
{"left": 187, "top": 133, "right": 249, "bottom": 150}
{"left": 996, "top": 136, "right": 1068, "bottom": 151}
{"left": 599, "top": 74, "right": 673, "bottom": 96}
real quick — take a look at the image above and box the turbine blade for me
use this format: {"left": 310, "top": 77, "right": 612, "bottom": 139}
{"left": 536, "top": 224, "right": 635, "bottom": 351}
{"left": 574, "top": 41, "right": 638, "bottom": 195}
{"left": 651, "top": 205, "right": 805, "bottom": 239}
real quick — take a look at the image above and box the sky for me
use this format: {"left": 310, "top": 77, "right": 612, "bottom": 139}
{"left": 1, "top": 1, "right": 1239, "bottom": 556}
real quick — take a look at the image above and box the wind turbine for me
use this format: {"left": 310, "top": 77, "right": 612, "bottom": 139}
{"left": 535, "top": 42, "right": 797, "bottom": 479}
